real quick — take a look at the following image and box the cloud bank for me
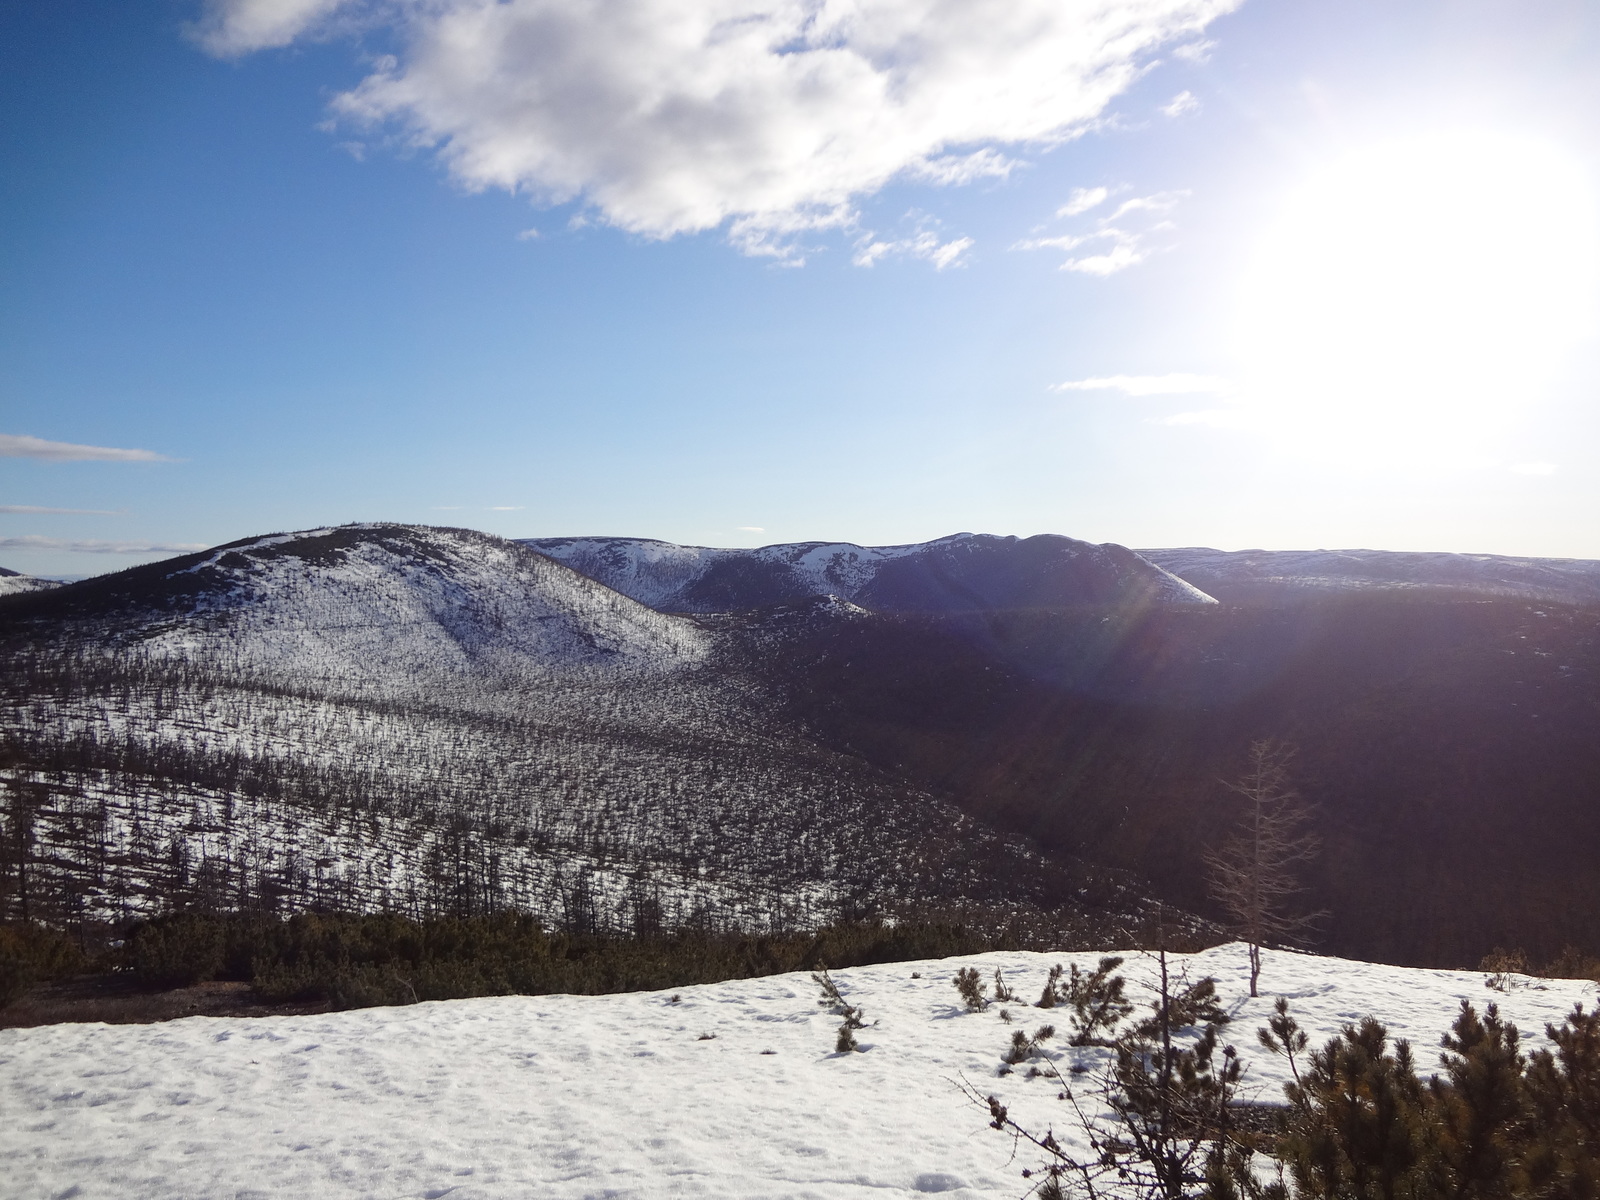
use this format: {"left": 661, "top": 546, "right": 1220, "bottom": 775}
{"left": 0, "top": 536, "right": 207, "bottom": 554}
{"left": 0, "top": 505, "right": 122, "bottom": 515}
{"left": 0, "top": 434, "right": 176, "bottom": 462}
{"left": 193, "top": 0, "right": 1238, "bottom": 255}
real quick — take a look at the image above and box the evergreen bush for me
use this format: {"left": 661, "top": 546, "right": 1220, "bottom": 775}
{"left": 1064, "top": 955, "right": 1132, "bottom": 1045}
{"left": 130, "top": 914, "right": 227, "bottom": 988}
{"left": 0, "top": 922, "right": 84, "bottom": 1007}
{"left": 954, "top": 966, "right": 989, "bottom": 1012}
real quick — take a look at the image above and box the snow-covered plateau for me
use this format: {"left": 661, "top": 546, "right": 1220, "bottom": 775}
{"left": 3, "top": 944, "right": 1594, "bottom": 1200}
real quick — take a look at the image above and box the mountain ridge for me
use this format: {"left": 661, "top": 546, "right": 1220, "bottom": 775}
{"left": 522, "top": 532, "right": 1217, "bottom": 613}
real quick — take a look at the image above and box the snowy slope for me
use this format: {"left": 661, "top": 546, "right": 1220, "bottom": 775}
{"left": 1140, "top": 546, "right": 1600, "bottom": 606}
{"left": 8, "top": 523, "right": 709, "bottom": 684}
{"left": 0, "top": 567, "right": 61, "bottom": 597}
{"left": 2, "top": 524, "right": 1145, "bottom": 931}
{"left": 3, "top": 945, "right": 1592, "bottom": 1200}
{"left": 525, "top": 532, "right": 1217, "bottom": 613}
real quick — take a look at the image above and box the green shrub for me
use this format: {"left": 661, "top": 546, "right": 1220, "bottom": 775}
{"left": 130, "top": 914, "right": 227, "bottom": 988}
{"left": 0, "top": 922, "right": 86, "bottom": 1007}
{"left": 954, "top": 966, "right": 989, "bottom": 1012}
{"left": 1063, "top": 955, "right": 1132, "bottom": 1045}
{"left": 0, "top": 952, "right": 34, "bottom": 1007}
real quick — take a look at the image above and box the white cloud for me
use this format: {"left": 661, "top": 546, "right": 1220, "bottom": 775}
{"left": 853, "top": 230, "right": 973, "bottom": 270}
{"left": 908, "top": 149, "right": 1020, "bottom": 187}
{"left": 1053, "top": 373, "right": 1231, "bottom": 395}
{"left": 0, "top": 434, "right": 176, "bottom": 462}
{"left": 196, "top": 0, "right": 1240, "bottom": 257}
{"left": 737, "top": 526, "right": 765, "bottom": 533}
{"left": 1160, "top": 90, "right": 1199, "bottom": 117}
{"left": 1107, "top": 190, "right": 1187, "bottom": 220}
{"left": 189, "top": 0, "right": 359, "bottom": 55}
{"left": 1017, "top": 226, "right": 1147, "bottom": 274}
{"left": 1510, "top": 461, "right": 1558, "bottom": 476}
{"left": 0, "top": 505, "right": 122, "bottom": 515}
{"left": 488, "top": 505, "right": 526, "bottom": 511}
{"left": 1057, "top": 186, "right": 1110, "bottom": 217}
{"left": 1059, "top": 238, "right": 1146, "bottom": 275}
{"left": 516, "top": 227, "right": 541, "bottom": 241}
{"left": 0, "top": 536, "right": 206, "bottom": 554}
{"left": 1171, "top": 39, "right": 1216, "bottom": 63}
{"left": 1019, "top": 189, "right": 1189, "bottom": 274}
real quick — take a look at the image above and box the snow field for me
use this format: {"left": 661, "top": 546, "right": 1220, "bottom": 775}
{"left": 4, "top": 944, "right": 1595, "bottom": 1200}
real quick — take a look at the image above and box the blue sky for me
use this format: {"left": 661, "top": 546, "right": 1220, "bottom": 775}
{"left": 4, "top": 0, "right": 1599, "bottom": 578}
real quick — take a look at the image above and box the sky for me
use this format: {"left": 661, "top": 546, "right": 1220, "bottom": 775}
{"left": 3, "top": 0, "right": 1599, "bottom": 578}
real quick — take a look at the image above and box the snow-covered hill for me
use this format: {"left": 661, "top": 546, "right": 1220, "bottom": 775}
{"left": 2, "top": 945, "right": 1592, "bottom": 1200}
{"left": 0, "top": 567, "right": 61, "bottom": 597}
{"left": 1, "top": 524, "right": 1156, "bottom": 934}
{"left": 1140, "top": 546, "right": 1600, "bottom": 606}
{"left": 6, "top": 523, "right": 708, "bottom": 685}
{"left": 524, "top": 532, "right": 1218, "bottom": 613}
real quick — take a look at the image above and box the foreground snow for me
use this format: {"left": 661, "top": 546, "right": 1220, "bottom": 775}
{"left": 4, "top": 945, "right": 1594, "bottom": 1200}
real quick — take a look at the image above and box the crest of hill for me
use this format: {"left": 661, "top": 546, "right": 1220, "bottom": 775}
{"left": 522, "top": 532, "right": 1217, "bottom": 613}
{"left": 0, "top": 523, "right": 708, "bottom": 681}
{"left": 1141, "top": 546, "right": 1600, "bottom": 606}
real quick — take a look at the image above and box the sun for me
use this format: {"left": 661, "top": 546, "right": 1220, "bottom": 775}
{"left": 1234, "top": 129, "right": 1598, "bottom": 465}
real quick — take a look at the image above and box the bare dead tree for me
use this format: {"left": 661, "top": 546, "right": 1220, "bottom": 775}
{"left": 1205, "top": 741, "right": 1325, "bottom": 998}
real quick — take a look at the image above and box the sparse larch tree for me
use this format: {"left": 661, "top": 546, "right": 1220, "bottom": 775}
{"left": 1205, "top": 740, "right": 1325, "bottom": 997}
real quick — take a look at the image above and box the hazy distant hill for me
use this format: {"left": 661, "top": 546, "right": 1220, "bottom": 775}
{"left": 0, "top": 567, "right": 62, "bottom": 598}
{"left": 0, "top": 524, "right": 1163, "bottom": 938}
{"left": 523, "top": 533, "right": 1217, "bottom": 613}
{"left": 1140, "top": 546, "right": 1600, "bottom": 606}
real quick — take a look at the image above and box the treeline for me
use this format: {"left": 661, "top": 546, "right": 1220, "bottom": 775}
{"left": 0, "top": 910, "right": 1199, "bottom": 1013}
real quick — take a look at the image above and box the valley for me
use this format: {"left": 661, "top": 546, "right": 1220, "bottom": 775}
{"left": 4, "top": 523, "right": 1599, "bottom": 972}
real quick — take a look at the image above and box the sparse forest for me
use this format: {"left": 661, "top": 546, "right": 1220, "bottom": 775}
{"left": 0, "top": 527, "right": 1193, "bottom": 1018}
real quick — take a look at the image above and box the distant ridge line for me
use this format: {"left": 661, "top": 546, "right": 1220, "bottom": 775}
{"left": 522, "top": 531, "right": 1218, "bottom": 615}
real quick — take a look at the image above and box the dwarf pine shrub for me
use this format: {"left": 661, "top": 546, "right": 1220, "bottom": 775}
{"left": 993, "top": 968, "right": 1018, "bottom": 1002}
{"left": 814, "top": 964, "right": 867, "bottom": 1052}
{"left": 954, "top": 966, "right": 989, "bottom": 1012}
{"left": 1036, "top": 964, "right": 1064, "bottom": 1009}
{"left": 1063, "top": 955, "right": 1131, "bottom": 1045}
{"left": 1002, "top": 1024, "right": 1057, "bottom": 1066}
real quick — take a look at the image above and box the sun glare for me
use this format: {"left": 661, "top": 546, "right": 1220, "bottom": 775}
{"left": 1235, "top": 130, "right": 1599, "bottom": 465}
